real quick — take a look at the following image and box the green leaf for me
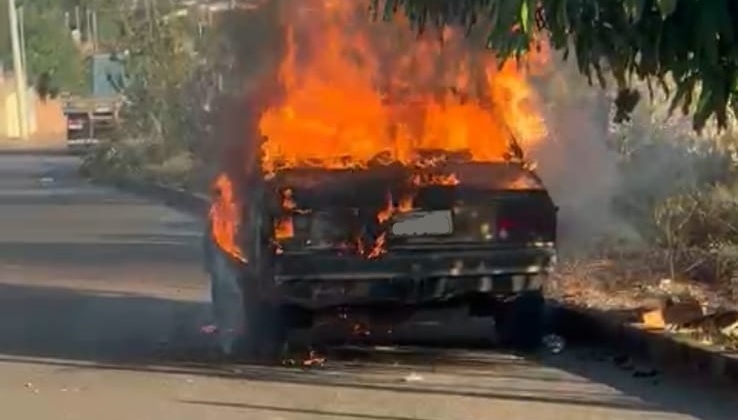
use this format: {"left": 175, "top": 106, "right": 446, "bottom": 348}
{"left": 624, "top": 0, "right": 647, "bottom": 22}
{"left": 520, "top": 0, "right": 529, "bottom": 34}
{"left": 656, "top": 0, "right": 678, "bottom": 20}
{"left": 693, "top": 81, "right": 715, "bottom": 132}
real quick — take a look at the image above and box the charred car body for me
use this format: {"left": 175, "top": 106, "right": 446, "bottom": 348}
{"left": 223, "top": 152, "right": 557, "bottom": 358}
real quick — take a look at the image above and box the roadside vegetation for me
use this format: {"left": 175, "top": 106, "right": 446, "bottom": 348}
{"left": 542, "top": 63, "right": 738, "bottom": 316}
{"left": 8, "top": 1, "right": 735, "bottom": 338}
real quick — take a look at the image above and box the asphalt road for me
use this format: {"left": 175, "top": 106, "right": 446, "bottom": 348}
{"left": 0, "top": 154, "right": 736, "bottom": 420}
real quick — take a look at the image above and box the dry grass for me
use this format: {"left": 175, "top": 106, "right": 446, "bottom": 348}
{"left": 548, "top": 247, "right": 737, "bottom": 314}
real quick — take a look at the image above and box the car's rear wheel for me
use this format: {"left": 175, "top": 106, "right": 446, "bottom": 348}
{"left": 240, "top": 298, "right": 289, "bottom": 362}
{"left": 236, "top": 268, "right": 290, "bottom": 363}
{"left": 494, "top": 290, "right": 545, "bottom": 351}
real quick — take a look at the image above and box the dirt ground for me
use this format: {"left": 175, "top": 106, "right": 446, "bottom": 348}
{"left": 0, "top": 134, "right": 66, "bottom": 151}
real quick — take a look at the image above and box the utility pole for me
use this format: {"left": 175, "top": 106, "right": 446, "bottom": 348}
{"left": 91, "top": 10, "right": 98, "bottom": 52}
{"left": 18, "top": 5, "right": 26, "bottom": 72}
{"left": 85, "top": 8, "right": 92, "bottom": 44}
{"left": 74, "top": 6, "right": 80, "bottom": 32}
{"left": 7, "top": 0, "right": 28, "bottom": 139}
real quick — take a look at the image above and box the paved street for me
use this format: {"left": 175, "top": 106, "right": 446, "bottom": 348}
{"left": 0, "top": 153, "right": 735, "bottom": 420}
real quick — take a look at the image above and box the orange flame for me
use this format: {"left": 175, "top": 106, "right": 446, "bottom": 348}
{"left": 209, "top": 173, "right": 247, "bottom": 263}
{"left": 274, "top": 188, "right": 296, "bottom": 239}
{"left": 258, "top": 0, "right": 548, "bottom": 174}
{"left": 364, "top": 190, "right": 416, "bottom": 258}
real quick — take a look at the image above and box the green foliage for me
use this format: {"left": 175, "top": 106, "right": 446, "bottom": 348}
{"left": 0, "top": 1, "right": 89, "bottom": 94}
{"left": 2, "top": 0, "right": 129, "bottom": 94}
{"left": 61, "top": 0, "right": 124, "bottom": 45}
{"left": 373, "top": 0, "right": 738, "bottom": 132}
{"left": 0, "top": 4, "right": 9, "bottom": 62}
{"left": 23, "top": 5, "right": 87, "bottom": 95}
{"left": 114, "top": 4, "right": 202, "bottom": 146}
{"left": 80, "top": 1, "right": 214, "bottom": 188}
{"left": 653, "top": 186, "right": 738, "bottom": 250}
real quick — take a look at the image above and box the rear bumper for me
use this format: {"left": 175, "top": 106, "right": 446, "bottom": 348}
{"left": 272, "top": 245, "right": 556, "bottom": 309}
{"left": 67, "top": 138, "right": 100, "bottom": 145}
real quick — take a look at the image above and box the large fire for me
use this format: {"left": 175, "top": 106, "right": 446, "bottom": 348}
{"left": 210, "top": 0, "right": 551, "bottom": 261}
{"left": 258, "top": 0, "right": 549, "bottom": 174}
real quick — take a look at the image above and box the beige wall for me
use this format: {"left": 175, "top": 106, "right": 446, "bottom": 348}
{"left": 34, "top": 96, "right": 66, "bottom": 137}
{"left": 0, "top": 88, "right": 4, "bottom": 135}
{"left": 0, "top": 76, "right": 66, "bottom": 139}
{"left": 1, "top": 88, "right": 36, "bottom": 137}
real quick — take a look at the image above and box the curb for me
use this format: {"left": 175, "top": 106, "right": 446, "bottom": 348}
{"left": 550, "top": 304, "right": 738, "bottom": 384}
{"left": 0, "top": 147, "right": 72, "bottom": 156}
{"left": 107, "top": 177, "right": 738, "bottom": 385}
{"left": 99, "top": 177, "right": 210, "bottom": 218}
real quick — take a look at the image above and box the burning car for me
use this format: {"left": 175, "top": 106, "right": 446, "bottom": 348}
{"left": 285, "top": 157, "right": 555, "bottom": 337}
{"left": 205, "top": 0, "right": 557, "bottom": 359}
{"left": 209, "top": 153, "right": 556, "bottom": 358}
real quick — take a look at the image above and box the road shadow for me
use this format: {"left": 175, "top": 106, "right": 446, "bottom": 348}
{"left": 0, "top": 281, "right": 736, "bottom": 418}
{"left": 0, "top": 240, "right": 201, "bottom": 266}
{"left": 0, "top": 282, "right": 212, "bottom": 364}
{"left": 536, "top": 347, "right": 738, "bottom": 420}
{"left": 0, "top": 193, "right": 168, "bottom": 206}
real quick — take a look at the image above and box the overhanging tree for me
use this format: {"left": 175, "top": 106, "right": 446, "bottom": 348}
{"left": 373, "top": 0, "right": 738, "bottom": 132}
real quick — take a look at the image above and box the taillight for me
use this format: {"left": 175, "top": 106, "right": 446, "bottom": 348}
{"left": 497, "top": 218, "right": 515, "bottom": 240}
{"left": 67, "top": 118, "right": 83, "bottom": 129}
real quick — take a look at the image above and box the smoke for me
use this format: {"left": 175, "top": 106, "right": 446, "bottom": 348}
{"left": 527, "top": 55, "right": 731, "bottom": 257}
{"left": 523, "top": 57, "right": 627, "bottom": 255}
{"left": 205, "top": 1, "right": 286, "bottom": 185}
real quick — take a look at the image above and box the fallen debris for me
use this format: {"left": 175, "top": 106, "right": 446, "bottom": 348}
{"left": 633, "top": 367, "right": 660, "bottom": 379}
{"left": 669, "top": 309, "right": 738, "bottom": 349}
{"left": 613, "top": 354, "right": 635, "bottom": 371}
{"left": 283, "top": 349, "right": 327, "bottom": 368}
{"left": 662, "top": 296, "right": 705, "bottom": 325}
{"left": 542, "top": 334, "right": 566, "bottom": 354}
{"left": 642, "top": 308, "right": 666, "bottom": 329}
{"left": 401, "top": 372, "right": 424, "bottom": 383}
{"left": 639, "top": 295, "right": 703, "bottom": 330}
{"left": 302, "top": 350, "right": 327, "bottom": 367}
{"left": 199, "top": 324, "right": 218, "bottom": 335}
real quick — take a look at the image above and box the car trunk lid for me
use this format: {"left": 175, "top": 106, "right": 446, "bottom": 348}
{"left": 265, "top": 162, "right": 556, "bottom": 256}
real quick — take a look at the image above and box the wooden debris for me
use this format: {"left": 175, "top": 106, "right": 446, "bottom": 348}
{"left": 662, "top": 296, "right": 705, "bottom": 326}
{"left": 641, "top": 308, "right": 666, "bottom": 329}
{"left": 639, "top": 295, "right": 704, "bottom": 330}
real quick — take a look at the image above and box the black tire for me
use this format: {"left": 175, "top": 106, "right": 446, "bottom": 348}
{"left": 235, "top": 264, "right": 289, "bottom": 363}
{"left": 239, "top": 298, "right": 289, "bottom": 363}
{"left": 494, "top": 290, "right": 545, "bottom": 351}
